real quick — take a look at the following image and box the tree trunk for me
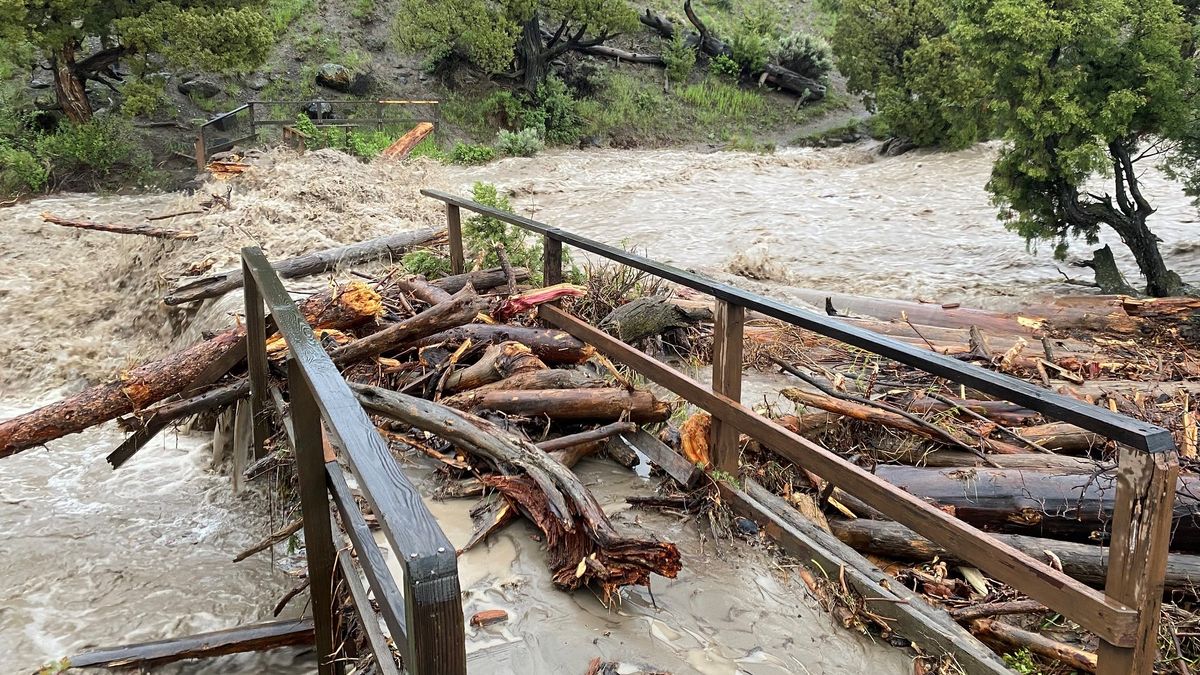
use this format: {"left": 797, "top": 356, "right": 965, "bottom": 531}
{"left": 443, "top": 341, "right": 547, "bottom": 393}
{"left": 408, "top": 324, "right": 595, "bottom": 364}
{"left": 1114, "top": 211, "right": 1182, "bottom": 297}
{"left": 52, "top": 43, "right": 92, "bottom": 123}
{"left": 446, "top": 388, "right": 670, "bottom": 424}
{"left": 970, "top": 619, "right": 1097, "bottom": 673}
{"left": 329, "top": 285, "right": 487, "bottom": 364}
{"left": 520, "top": 15, "right": 548, "bottom": 92}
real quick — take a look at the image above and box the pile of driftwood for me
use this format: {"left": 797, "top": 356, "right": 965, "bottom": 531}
{"left": 638, "top": 287, "right": 1200, "bottom": 673}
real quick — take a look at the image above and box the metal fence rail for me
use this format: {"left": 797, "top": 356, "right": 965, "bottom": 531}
{"left": 241, "top": 246, "right": 466, "bottom": 675}
{"left": 421, "top": 188, "right": 1180, "bottom": 675}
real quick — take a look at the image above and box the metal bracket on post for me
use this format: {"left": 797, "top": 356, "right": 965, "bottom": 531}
{"left": 447, "top": 204, "right": 464, "bottom": 275}
{"left": 243, "top": 263, "right": 271, "bottom": 460}
{"left": 1096, "top": 445, "right": 1180, "bottom": 675}
{"left": 288, "top": 360, "right": 342, "bottom": 675}
{"left": 709, "top": 299, "right": 745, "bottom": 474}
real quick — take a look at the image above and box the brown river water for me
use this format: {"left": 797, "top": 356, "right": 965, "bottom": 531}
{"left": 1, "top": 143, "right": 1197, "bottom": 674}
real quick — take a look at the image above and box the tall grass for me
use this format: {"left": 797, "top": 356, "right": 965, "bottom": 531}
{"left": 677, "top": 78, "right": 767, "bottom": 124}
{"left": 266, "top": 0, "right": 315, "bottom": 32}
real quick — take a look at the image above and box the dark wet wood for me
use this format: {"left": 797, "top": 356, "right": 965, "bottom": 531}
{"left": 710, "top": 300, "right": 744, "bottom": 473}
{"left": 408, "top": 324, "right": 594, "bottom": 364}
{"left": 536, "top": 422, "right": 638, "bottom": 453}
{"left": 537, "top": 304, "right": 1138, "bottom": 647}
{"left": 167, "top": 228, "right": 442, "bottom": 304}
{"left": 611, "top": 428, "right": 702, "bottom": 488}
{"left": 446, "top": 388, "right": 670, "bottom": 423}
{"left": 443, "top": 341, "right": 546, "bottom": 393}
{"left": 973, "top": 618, "right": 1097, "bottom": 673}
{"left": 66, "top": 618, "right": 314, "bottom": 670}
{"left": 330, "top": 285, "right": 486, "bottom": 365}
{"left": 543, "top": 235, "right": 562, "bottom": 286}
{"left": 447, "top": 204, "right": 464, "bottom": 275}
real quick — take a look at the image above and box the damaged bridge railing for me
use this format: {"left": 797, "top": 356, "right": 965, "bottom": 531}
{"left": 421, "top": 188, "right": 1179, "bottom": 675}
{"left": 241, "top": 246, "right": 467, "bottom": 675}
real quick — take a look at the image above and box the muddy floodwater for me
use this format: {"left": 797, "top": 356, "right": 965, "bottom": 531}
{"left": 2, "top": 143, "right": 1197, "bottom": 673}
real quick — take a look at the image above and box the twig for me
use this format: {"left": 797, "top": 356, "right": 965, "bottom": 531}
{"left": 233, "top": 518, "right": 303, "bottom": 562}
{"left": 272, "top": 577, "right": 311, "bottom": 617}
{"left": 923, "top": 390, "right": 1054, "bottom": 455}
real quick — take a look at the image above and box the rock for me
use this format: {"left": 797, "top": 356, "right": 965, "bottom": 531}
{"left": 316, "top": 63, "right": 352, "bottom": 91}
{"left": 469, "top": 609, "right": 509, "bottom": 627}
{"left": 29, "top": 76, "right": 52, "bottom": 90}
{"left": 347, "top": 72, "right": 375, "bottom": 96}
{"left": 734, "top": 516, "right": 759, "bottom": 536}
{"left": 178, "top": 77, "right": 221, "bottom": 99}
{"left": 245, "top": 74, "right": 269, "bottom": 91}
{"left": 304, "top": 100, "right": 334, "bottom": 120}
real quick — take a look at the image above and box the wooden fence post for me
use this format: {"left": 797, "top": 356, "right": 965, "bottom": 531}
{"left": 242, "top": 267, "right": 271, "bottom": 460}
{"left": 543, "top": 235, "right": 563, "bottom": 286}
{"left": 1096, "top": 445, "right": 1179, "bottom": 675}
{"left": 709, "top": 299, "right": 744, "bottom": 474}
{"left": 446, "top": 204, "right": 464, "bottom": 275}
{"left": 288, "top": 360, "right": 341, "bottom": 675}
{"left": 194, "top": 131, "right": 206, "bottom": 172}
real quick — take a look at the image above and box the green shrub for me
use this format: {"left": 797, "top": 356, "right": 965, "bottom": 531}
{"left": 450, "top": 142, "right": 496, "bottom": 165}
{"left": 773, "top": 32, "right": 833, "bottom": 82}
{"left": 524, "top": 76, "right": 581, "bottom": 145}
{"left": 351, "top": 0, "right": 375, "bottom": 20}
{"left": 496, "top": 128, "right": 543, "bottom": 157}
{"left": 663, "top": 35, "right": 697, "bottom": 83}
{"left": 408, "top": 135, "right": 450, "bottom": 161}
{"left": 119, "top": 78, "right": 171, "bottom": 118}
{"left": 464, "top": 182, "right": 569, "bottom": 284}
{"left": 709, "top": 54, "right": 741, "bottom": 79}
{"left": 345, "top": 130, "right": 394, "bottom": 158}
{"left": 739, "top": 0, "right": 783, "bottom": 38}
{"left": 0, "top": 145, "right": 48, "bottom": 196}
{"left": 401, "top": 249, "right": 451, "bottom": 277}
{"left": 34, "top": 116, "right": 149, "bottom": 182}
{"left": 729, "top": 26, "right": 770, "bottom": 73}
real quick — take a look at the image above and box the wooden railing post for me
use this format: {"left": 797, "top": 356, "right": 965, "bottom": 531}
{"left": 242, "top": 268, "right": 271, "bottom": 460}
{"left": 1096, "top": 445, "right": 1179, "bottom": 675}
{"left": 446, "top": 204, "right": 464, "bottom": 275}
{"left": 404, "top": 550, "right": 467, "bottom": 675}
{"left": 194, "top": 131, "right": 206, "bottom": 172}
{"left": 543, "top": 235, "right": 563, "bottom": 286}
{"left": 709, "top": 299, "right": 744, "bottom": 474}
{"left": 288, "top": 360, "right": 341, "bottom": 675}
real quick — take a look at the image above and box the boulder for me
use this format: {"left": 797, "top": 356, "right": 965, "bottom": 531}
{"left": 304, "top": 100, "right": 334, "bottom": 120}
{"left": 316, "top": 63, "right": 352, "bottom": 91}
{"left": 29, "top": 76, "right": 52, "bottom": 90}
{"left": 245, "top": 74, "right": 269, "bottom": 91}
{"left": 178, "top": 77, "right": 221, "bottom": 99}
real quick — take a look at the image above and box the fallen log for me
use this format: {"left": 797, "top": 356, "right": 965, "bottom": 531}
{"left": 578, "top": 44, "right": 665, "bottom": 65}
{"left": 381, "top": 121, "right": 434, "bottom": 159}
{"left": 63, "top": 618, "right": 314, "bottom": 670}
{"left": 409, "top": 324, "right": 595, "bottom": 364}
{"left": 781, "top": 386, "right": 1027, "bottom": 455}
{"left": 465, "top": 368, "right": 603, "bottom": 394}
{"left": 164, "top": 227, "right": 443, "bottom": 305}
{"left": 827, "top": 517, "right": 1200, "bottom": 591}
{"left": 901, "top": 394, "right": 1040, "bottom": 427}
{"left": 431, "top": 266, "right": 530, "bottom": 294}
{"left": 329, "top": 285, "right": 487, "bottom": 364}
{"left": 599, "top": 296, "right": 710, "bottom": 342}
{"left": 1016, "top": 422, "right": 1106, "bottom": 454}
{"left": 443, "top": 341, "right": 547, "bottom": 393}
{"left": 971, "top": 618, "right": 1097, "bottom": 673}
{"left": 352, "top": 383, "right": 682, "bottom": 599}
{"left": 538, "top": 422, "right": 639, "bottom": 454}
{"left": 41, "top": 212, "right": 198, "bottom": 240}
{"left": 393, "top": 274, "right": 452, "bottom": 305}
{"left": 950, "top": 600, "right": 1049, "bottom": 624}
{"left": 844, "top": 465, "right": 1200, "bottom": 551}
{"left": 447, "top": 388, "right": 670, "bottom": 424}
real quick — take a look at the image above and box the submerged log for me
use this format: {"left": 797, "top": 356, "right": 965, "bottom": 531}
{"left": 599, "top": 296, "right": 710, "bottom": 342}
{"left": 41, "top": 212, "right": 198, "bottom": 240}
{"left": 409, "top": 325, "right": 595, "bottom": 364}
{"left": 64, "top": 618, "right": 314, "bottom": 670}
{"left": 352, "top": 384, "right": 681, "bottom": 599}
{"left": 165, "top": 227, "right": 443, "bottom": 305}
{"left": 448, "top": 389, "right": 670, "bottom": 424}
{"left": 827, "top": 517, "right": 1200, "bottom": 591}
{"left": 868, "top": 465, "right": 1200, "bottom": 550}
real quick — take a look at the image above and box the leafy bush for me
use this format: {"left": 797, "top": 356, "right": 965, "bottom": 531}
{"left": 292, "top": 115, "right": 405, "bottom": 159}
{"left": 0, "top": 145, "right": 48, "bottom": 196}
{"left": 729, "top": 26, "right": 771, "bottom": 73}
{"left": 709, "top": 54, "right": 741, "bottom": 79}
{"left": 450, "top": 142, "right": 496, "bottom": 165}
{"left": 34, "top": 116, "right": 149, "bottom": 183}
{"left": 408, "top": 135, "right": 450, "bottom": 161}
{"left": 496, "top": 127, "right": 543, "bottom": 156}
{"left": 401, "top": 249, "right": 451, "bottom": 277}
{"left": 663, "top": 35, "right": 697, "bottom": 83}
{"left": 119, "top": 78, "right": 172, "bottom": 118}
{"left": 773, "top": 32, "right": 833, "bottom": 82}
{"left": 523, "top": 76, "right": 581, "bottom": 145}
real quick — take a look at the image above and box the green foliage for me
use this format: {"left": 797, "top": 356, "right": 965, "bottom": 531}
{"left": 709, "top": 54, "right": 741, "bottom": 79}
{"left": 408, "top": 135, "right": 450, "bottom": 161}
{"left": 728, "top": 25, "right": 771, "bottom": 73}
{"left": 464, "top": 182, "right": 549, "bottom": 281}
{"left": 34, "top": 116, "right": 149, "bottom": 183}
{"left": 351, "top": 0, "right": 375, "bottom": 20}
{"left": 832, "top": 0, "right": 990, "bottom": 148}
{"left": 119, "top": 78, "right": 171, "bottom": 118}
{"left": 116, "top": 4, "right": 273, "bottom": 73}
{"left": 450, "top": 142, "right": 497, "bottom": 165}
{"left": 678, "top": 78, "right": 766, "bottom": 122}
{"left": 954, "top": 0, "right": 1194, "bottom": 256}
{"left": 663, "top": 34, "right": 697, "bottom": 83}
{"left": 0, "top": 144, "right": 47, "bottom": 196}
{"left": 266, "top": 0, "right": 314, "bottom": 31}
{"left": 292, "top": 115, "right": 399, "bottom": 159}
{"left": 402, "top": 249, "right": 452, "bottom": 277}
{"left": 738, "top": 0, "right": 783, "bottom": 38}
{"left": 496, "top": 127, "right": 544, "bottom": 156}
{"left": 1001, "top": 649, "right": 1038, "bottom": 675}
{"left": 393, "top": 0, "right": 637, "bottom": 83}
{"left": 773, "top": 32, "right": 833, "bottom": 82}
{"left": 524, "top": 75, "right": 582, "bottom": 144}
{"left": 576, "top": 69, "right": 666, "bottom": 139}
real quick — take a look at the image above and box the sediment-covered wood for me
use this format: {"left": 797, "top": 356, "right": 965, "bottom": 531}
{"left": 64, "top": 618, "right": 315, "bottom": 669}
{"left": 446, "top": 388, "right": 670, "bottom": 423}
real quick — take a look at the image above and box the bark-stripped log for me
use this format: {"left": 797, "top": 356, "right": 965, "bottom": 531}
{"left": 409, "top": 325, "right": 595, "bottom": 364}
{"left": 443, "top": 342, "right": 547, "bottom": 393}
{"left": 329, "top": 285, "right": 486, "bottom": 364}
{"left": 164, "top": 228, "right": 443, "bottom": 305}
{"left": 971, "top": 619, "right": 1097, "bottom": 673}
{"left": 447, "top": 389, "right": 670, "bottom": 424}
{"left": 41, "top": 212, "right": 198, "bottom": 240}
{"left": 352, "top": 384, "right": 681, "bottom": 600}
